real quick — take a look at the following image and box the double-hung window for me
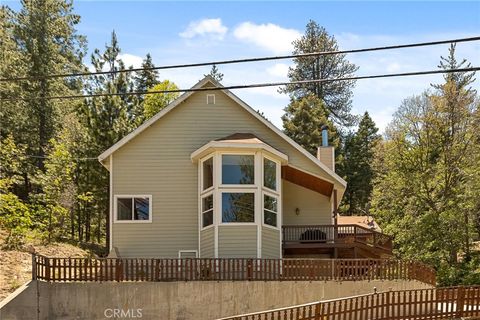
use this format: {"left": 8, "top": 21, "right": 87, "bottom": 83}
{"left": 201, "top": 156, "right": 215, "bottom": 228}
{"left": 220, "top": 154, "right": 256, "bottom": 224}
{"left": 262, "top": 157, "right": 279, "bottom": 228}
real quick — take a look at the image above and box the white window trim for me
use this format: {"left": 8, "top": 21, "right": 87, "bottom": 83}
{"left": 178, "top": 250, "right": 198, "bottom": 258}
{"left": 219, "top": 152, "right": 256, "bottom": 188}
{"left": 262, "top": 155, "right": 280, "bottom": 193}
{"left": 113, "top": 195, "right": 153, "bottom": 223}
{"left": 200, "top": 156, "right": 214, "bottom": 194}
{"left": 262, "top": 191, "right": 280, "bottom": 230}
{"left": 197, "top": 149, "right": 283, "bottom": 259}
{"left": 219, "top": 189, "right": 256, "bottom": 225}
{"left": 200, "top": 191, "right": 214, "bottom": 230}
{"left": 206, "top": 94, "right": 215, "bottom": 105}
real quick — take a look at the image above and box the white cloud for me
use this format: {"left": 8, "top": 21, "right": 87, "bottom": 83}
{"left": 118, "top": 53, "right": 143, "bottom": 68}
{"left": 266, "top": 63, "right": 290, "bottom": 78}
{"left": 180, "top": 18, "right": 228, "bottom": 40}
{"left": 233, "top": 22, "right": 301, "bottom": 54}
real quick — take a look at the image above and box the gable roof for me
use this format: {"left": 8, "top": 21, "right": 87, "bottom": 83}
{"left": 98, "top": 75, "right": 346, "bottom": 188}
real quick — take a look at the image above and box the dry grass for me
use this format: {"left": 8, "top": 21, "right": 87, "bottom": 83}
{"left": 0, "top": 228, "right": 89, "bottom": 301}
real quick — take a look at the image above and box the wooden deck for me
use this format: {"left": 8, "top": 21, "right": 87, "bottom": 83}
{"left": 282, "top": 225, "right": 393, "bottom": 258}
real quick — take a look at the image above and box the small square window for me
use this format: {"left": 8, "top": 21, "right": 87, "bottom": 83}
{"left": 222, "top": 155, "right": 255, "bottom": 185}
{"left": 116, "top": 196, "right": 150, "bottom": 221}
{"left": 222, "top": 192, "right": 254, "bottom": 223}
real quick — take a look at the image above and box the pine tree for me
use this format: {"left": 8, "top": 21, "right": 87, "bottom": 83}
{"left": 282, "top": 20, "right": 358, "bottom": 127}
{"left": 340, "top": 112, "right": 380, "bottom": 214}
{"left": 78, "top": 31, "right": 138, "bottom": 244}
{"left": 282, "top": 95, "right": 339, "bottom": 156}
{"left": 205, "top": 64, "right": 224, "bottom": 82}
{"left": 135, "top": 53, "right": 159, "bottom": 92}
{"left": 371, "top": 47, "right": 479, "bottom": 284}
{"left": 13, "top": 0, "right": 86, "bottom": 171}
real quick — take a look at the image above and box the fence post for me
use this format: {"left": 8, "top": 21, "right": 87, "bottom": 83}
{"left": 31, "top": 253, "right": 37, "bottom": 280}
{"left": 455, "top": 286, "right": 465, "bottom": 318}
{"left": 247, "top": 259, "right": 253, "bottom": 280}
{"left": 314, "top": 302, "right": 322, "bottom": 320}
{"left": 115, "top": 259, "right": 123, "bottom": 282}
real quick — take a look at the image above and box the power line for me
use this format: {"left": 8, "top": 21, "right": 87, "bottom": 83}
{"left": 24, "top": 154, "right": 98, "bottom": 161}
{"left": 1, "top": 67, "right": 478, "bottom": 102}
{"left": 1, "top": 36, "right": 479, "bottom": 82}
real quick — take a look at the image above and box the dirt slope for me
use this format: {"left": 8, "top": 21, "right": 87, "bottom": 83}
{"left": 0, "top": 229, "right": 89, "bottom": 301}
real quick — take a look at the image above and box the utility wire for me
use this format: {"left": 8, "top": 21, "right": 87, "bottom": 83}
{"left": 1, "top": 36, "right": 479, "bottom": 82}
{"left": 2, "top": 67, "right": 478, "bottom": 102}
{"left": 23, "top": 154, "right": 98, "bottom": 161}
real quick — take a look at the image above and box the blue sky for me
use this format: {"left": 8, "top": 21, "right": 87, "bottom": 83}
{"left": 5, "top": 1, "right": 480, "bottom": 132}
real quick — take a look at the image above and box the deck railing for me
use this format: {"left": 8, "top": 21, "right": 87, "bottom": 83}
{"left": 282, "top": 224, "right": 393, "bottom": 252}
{"left": 216, "top": 286, "right": 480, "bottom": 320}
{"left": 32, "top": 255, "right": 435, "bottom": 285}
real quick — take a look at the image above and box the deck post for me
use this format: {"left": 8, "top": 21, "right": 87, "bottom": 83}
{"left": 31, "top": 253, "right": 37, "bottom": 280}
{"left": 333, "top": 189, "right": 338, "bottom": 258}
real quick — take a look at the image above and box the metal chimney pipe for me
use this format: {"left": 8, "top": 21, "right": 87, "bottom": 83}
{"left": 321, "top": 124, "right": 329, "bottom": 147}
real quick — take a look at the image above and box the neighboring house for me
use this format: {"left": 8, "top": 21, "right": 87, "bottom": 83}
{"left": 337, "top": 215, "right": 382, "bottom": 232}
{"left": 99, "top": 76, "right": 391, "bottom": 260}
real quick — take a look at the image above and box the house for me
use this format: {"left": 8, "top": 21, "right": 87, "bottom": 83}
{"left": 98, "top": 76, "right": 392, "bottom": 260}
{"left": 337, "top": 215, "right": 381, "bottom": 232}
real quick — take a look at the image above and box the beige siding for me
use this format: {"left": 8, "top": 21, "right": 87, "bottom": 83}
{"left": 317, "top": 147, "right": 335, "bottom": 171}
{"left": 112, "top": 86, "right": 334, "bottom": 258}
{"left": 218, "top": 226, "right": 257, "bottom": 258}
{"left": 282, "top": 180, "right": 332, "bottom": 225}
{"left": 262, "top": 227, "right": 280, "bottom": 259}
{"left": 200, "top": 227, "right": 214, "bottom": 258}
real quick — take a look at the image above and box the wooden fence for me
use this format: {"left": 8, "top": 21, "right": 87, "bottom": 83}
{"left": 217, "top": 286, "right": 480, "bottom": 320}
{"left": 32, "top": 255, "right": 435, "bottom": 285}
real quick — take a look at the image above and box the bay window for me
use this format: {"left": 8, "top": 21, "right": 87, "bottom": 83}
{"left": 198, "top": 149, "right": 283, "bottom": 230}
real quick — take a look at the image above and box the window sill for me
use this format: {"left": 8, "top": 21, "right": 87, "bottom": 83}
{"left": 114, "top": 220, "right": 153, "bottom": 224}
{"left": 200, "top": 224, "right": 214, "bottom": 231}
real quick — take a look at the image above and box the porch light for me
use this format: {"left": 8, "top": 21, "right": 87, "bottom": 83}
{"left": 295, "top": 208, "right": 300, "bottom": 216}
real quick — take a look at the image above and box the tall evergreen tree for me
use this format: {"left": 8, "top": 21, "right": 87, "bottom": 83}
{"left": 340, "top": 112, "right": 380, "bottom": 214}
{"left": 205, "top": 64, "right": 224, "bottom": 82}
{"left": 134, "top": 53, "right": 159, "bottom": 93}
{"left": 282, "top": 20, "right": 358, "bottom": 127}
{"left": 13, "top": 0, "right": 86, "bottom": 171}
{"left": 282, "top": 95, "right": 339, "bottom": 155}
{"left": 78, "top": 31, "right": 139, "bottom": 245}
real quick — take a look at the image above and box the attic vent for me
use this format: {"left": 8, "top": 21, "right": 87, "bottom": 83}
{"left": 207, "top": 94, "right": 215, "bottom": 105}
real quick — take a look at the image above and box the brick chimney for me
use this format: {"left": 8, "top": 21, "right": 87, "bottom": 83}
{"left": 317, "top": 125, "right": 335, "bottom": 171}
